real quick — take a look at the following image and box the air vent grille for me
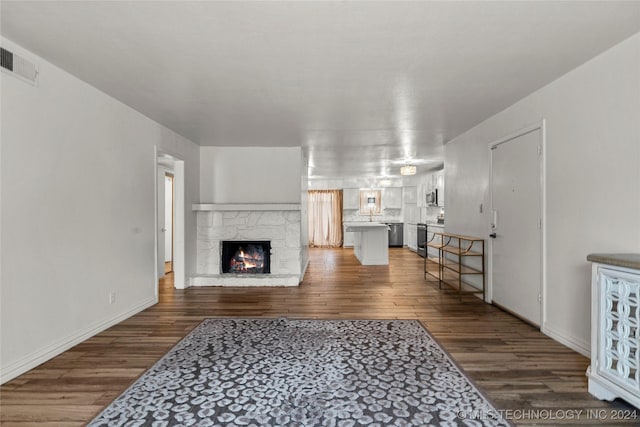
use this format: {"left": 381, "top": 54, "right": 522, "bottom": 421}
{"left": 1, "top": 47, "right": 13, "bottom": 71}
{"left": 1, "top": 46, "right": 38, "bottom": 85}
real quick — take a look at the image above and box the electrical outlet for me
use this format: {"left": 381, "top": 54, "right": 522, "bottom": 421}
{"left": 109, "top": 291, "right": 116, "bottom": 304}
{"left": 279, "top": 260, "right": 287, "bottom": 269}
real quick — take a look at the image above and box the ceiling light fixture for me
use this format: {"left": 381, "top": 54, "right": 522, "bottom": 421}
{"left": 400, "top": 165, "right": 416, "bottom": 176}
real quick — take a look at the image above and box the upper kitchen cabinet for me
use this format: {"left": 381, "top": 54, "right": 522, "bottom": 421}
{"left": 417, "top": 180, "right": 428, "bottom": 207}
{"left": 433, "top": 171, "right": 445, "bottom": 207}
{"left": 343, "top": 188, "right": 359, "bottom": 210}
{"left": 403, "top": 186, "right": 417, "bottom": 204}
{"left": 416, "top": 171, "right": 445, "bottom": 207}
{"left": 382, "top": 187, "right": 402, "bottom": 209}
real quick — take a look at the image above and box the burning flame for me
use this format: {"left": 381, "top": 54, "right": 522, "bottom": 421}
{"left": 237, "top": 249, "right": 257, "bottom": 270}
{"left": 228, "top": 244, "right": 265, "bottom": 273}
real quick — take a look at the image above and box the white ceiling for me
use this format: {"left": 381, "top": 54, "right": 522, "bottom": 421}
{"left": 2, "top": 1, "right": 639, "bottom": 179}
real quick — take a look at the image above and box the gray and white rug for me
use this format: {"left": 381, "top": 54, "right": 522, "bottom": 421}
{"left": 89, "top": 319, "right": 509, "bottom": 426}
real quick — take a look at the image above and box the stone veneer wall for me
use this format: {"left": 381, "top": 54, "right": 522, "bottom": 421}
{"left": 195, "top": 210, "right": 302, "bottom": 284}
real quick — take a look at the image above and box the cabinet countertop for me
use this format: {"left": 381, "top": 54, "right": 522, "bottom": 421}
{"left": 587, "top": 253, "right": 640, "bottom": 270}
{"left": 344, "top": 221, "right": 402, "bottom": 224}
{"left": 344, "top": 222, "right": 389, "bottom": 231}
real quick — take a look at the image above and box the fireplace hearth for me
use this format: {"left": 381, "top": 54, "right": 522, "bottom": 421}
{"left": 221, "top": 241, "right": 271, "bottom": 274}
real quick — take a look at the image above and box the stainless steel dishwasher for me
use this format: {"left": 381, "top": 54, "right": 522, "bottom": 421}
{"left": 386, "top": 223, "right": 403, "bottom": 247}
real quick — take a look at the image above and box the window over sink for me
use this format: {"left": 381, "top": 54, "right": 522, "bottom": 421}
{"left": 359, "top": 189, "right": 381, "bottom": 215}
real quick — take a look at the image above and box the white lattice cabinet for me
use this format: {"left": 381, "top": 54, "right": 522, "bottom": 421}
{"left": 587, "top": 254, "right": 640, "bottom": 409}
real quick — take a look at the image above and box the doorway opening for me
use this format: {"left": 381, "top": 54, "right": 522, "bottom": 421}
{"left": 156, "top": 149, "right": 185, "bottom": 291}
{"left": 164, "top": 173, "right": 174, "bottom": 274}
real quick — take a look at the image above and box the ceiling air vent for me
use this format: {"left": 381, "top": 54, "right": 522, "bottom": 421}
{"left": 1, "top": 47, "right": 38, "bottom": 86}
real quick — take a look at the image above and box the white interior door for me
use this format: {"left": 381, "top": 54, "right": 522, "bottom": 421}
{"left": 490, "top": 128, "right": 542, "bottom": 326}
{"left": 157, "top": 167, "right": 166, "bottom": 279}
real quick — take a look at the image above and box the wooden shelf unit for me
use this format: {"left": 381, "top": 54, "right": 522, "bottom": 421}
{"left": 423, "top": 231, "right": 447, "bottom": 279}
{"left": 424, "top": 232, "right": 485, "bottom": 301}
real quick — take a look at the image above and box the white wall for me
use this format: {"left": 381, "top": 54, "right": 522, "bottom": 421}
{"left": 200, "top": 147, "right": 302, "bottom": 203}
{"left": 444, "top": 33, "right": 640, "bottom": 355}
{"left": 0, "top": 38, "right": 200, "bottom": 383}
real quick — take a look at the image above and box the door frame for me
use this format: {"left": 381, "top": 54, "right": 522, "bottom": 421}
{"left": 487, "top": 120, "right": 546, "bottom": 327}
{"left": 154, "top": 147, "right": 186, "bottom": 293}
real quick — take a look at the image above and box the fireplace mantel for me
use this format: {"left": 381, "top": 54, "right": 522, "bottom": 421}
{"left": 192, "top": 203, "right": 301, "bottom": 212}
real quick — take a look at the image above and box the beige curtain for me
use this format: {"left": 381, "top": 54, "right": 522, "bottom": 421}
{"left": 308, "top": 190, "right": 343, "bottom": 248}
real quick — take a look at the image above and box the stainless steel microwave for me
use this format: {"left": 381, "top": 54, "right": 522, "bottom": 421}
{"left": 426, "top": 188, "right": 438, "bottom": 206}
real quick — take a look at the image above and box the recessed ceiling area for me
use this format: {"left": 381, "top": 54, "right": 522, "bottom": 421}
{"left": 2, "top": 1, "right": 639, "bottom": 178}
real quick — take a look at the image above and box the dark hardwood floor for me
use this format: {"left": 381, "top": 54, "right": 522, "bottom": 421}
{"left": 1, "top": 248, "right": 637, "bottom": 425}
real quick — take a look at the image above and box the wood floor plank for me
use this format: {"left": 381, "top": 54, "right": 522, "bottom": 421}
{"left": 1, "top": 248, "right": 638, "bottom": 426}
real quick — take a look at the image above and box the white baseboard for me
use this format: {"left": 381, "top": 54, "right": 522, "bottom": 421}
{"left": 542, "top": 323, "right": 590, "bottom": 358}
{"left": 0, "top": 296, "right": 158, "bottom": 384}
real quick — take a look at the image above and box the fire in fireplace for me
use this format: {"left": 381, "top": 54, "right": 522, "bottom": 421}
{"left": 221, "top": 241, "right": 271, "bottom": 274}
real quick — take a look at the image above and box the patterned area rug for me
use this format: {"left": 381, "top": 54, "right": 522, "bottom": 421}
{"left": 89, "top": 319, "right": 509, "bottom": 426}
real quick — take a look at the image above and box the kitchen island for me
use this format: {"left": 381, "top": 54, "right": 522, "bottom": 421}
{"left": 344, "top": 222, "right": 389, "bottom": 265}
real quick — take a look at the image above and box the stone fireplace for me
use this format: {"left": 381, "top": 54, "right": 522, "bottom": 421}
{"left": 191, "top": 204, "right": 305, "bottom": 287}
{"left": 193, "top": 146, "right": 309, "bottom": 287}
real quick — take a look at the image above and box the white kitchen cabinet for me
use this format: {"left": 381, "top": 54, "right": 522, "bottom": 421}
{"left": 417, "top": 180, "right": 427, "bottom": 207}
{"left": 343, "top": 228, "right": 354, "bottom": 247}
{"left": 346, "top": 223, "right": 389, "bottom": 265}
{"left": 586, "top": 254, "right": 640, "bottom": 409}
{"left": 416, "top": 172, "right": 445, "bottom": 207}
{"left": 383, "top": 187, "right": 402, "bottom": 209}
{"left": 406, "top": 224, "right": 417, "bottom": 252}
{"left": 403, "top": 186, "right": 417, "bottom": 204}
{"left": 343, "top": 188, "right": 359, "bottom": 210}
{"left": 434, "top": 171, "right": 445, "bottom": 207}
